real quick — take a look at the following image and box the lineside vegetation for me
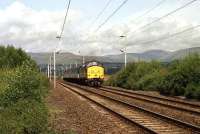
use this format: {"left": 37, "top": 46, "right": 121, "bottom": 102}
{"left": 0, "top": 46, "right": 50, "bottom": 133}
{"left": 106, "top": 54, "right": 200, "bottom": 100}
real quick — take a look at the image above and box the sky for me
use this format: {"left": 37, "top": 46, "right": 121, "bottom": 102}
{"left": 0, "top": 0, "right": 200, "bottom": 55}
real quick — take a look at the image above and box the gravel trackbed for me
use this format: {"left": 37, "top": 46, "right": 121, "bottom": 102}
{"left": 47, "top": 83, "right": 146, "bottom": 134}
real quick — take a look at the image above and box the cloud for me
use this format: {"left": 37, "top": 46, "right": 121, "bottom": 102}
{"left": 0, "top": 1, "right": 200, "bottom": 55}
{"left": 81, "top": 0, "right": 200, "bottom": 55}
{"left": 0, "top": 1, "right": 81, "bottom": 52}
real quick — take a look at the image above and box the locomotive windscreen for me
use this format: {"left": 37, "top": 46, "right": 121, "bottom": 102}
{"left": 86, "top": 61, "right": 102, "bottom": 67}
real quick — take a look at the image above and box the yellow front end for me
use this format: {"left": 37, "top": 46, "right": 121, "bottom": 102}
{"left": 87, "top": 66, "right": 104, "bottom": 79}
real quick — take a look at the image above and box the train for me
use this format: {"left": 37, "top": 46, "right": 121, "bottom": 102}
{"left": 63, "top": 61, "right": 105, "bottom": 86}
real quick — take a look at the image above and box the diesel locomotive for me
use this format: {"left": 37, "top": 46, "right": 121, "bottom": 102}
{"left": 63, "top": 61, "right": 104, "bottom": 86}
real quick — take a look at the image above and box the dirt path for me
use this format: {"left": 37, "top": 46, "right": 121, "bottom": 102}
{"left": 46, "top": 83, "right": 144, "bottom": 134}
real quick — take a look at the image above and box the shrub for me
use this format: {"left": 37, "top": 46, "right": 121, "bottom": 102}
{"left": 0, "top": 46, "right": 35, "bottom": 69}
{"left": 185, "top": 83, "right": 200, "bottom": 100}
{"left": 125, "top": 61, "right": 162, "bottom": 89}
{"left": 106, "top": 63, "right": 137, "bottom": 88}
{"left": 136, "top": 70, "right": 165, "bottom": 91}
{"left": 0, "top": 61, "right": 47, "bottom": 107}
{"left": 106, "top": 54, "right": 200, "bottom": 99}
{"left": 0, "top": 100, "right": 48, "bottom": 134}
{"left": 0, "top": 46, "right": 50, "bottom": 133}
{"left": 158, "top": 70, "right": 186, "bottom": 96}
{"left": 158, "top": 54, "right": 200, "bottom": 97}
{"left": 0, "top": 63, "right": 50, "bottom": 133}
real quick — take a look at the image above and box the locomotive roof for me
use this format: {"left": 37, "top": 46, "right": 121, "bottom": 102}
{"left": 82, "top": 61, "right": 103, "bottom": 67}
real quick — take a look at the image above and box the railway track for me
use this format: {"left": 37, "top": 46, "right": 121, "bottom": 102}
{"left": 100, "top": 87, "right": 200, "bottom": 115}
{"left": 103, "top": 86, "right": 200, "bottom": 111}
{"left": 59, "top": 82, "right": 200, "bottom": 134}
{"left": 98, "top": 87, "right": 200, "bottom": 127}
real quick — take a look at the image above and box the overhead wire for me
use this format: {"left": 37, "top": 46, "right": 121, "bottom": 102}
{"left": 81, "top": 0, "right": 114, "bottom": 43}
{"left": 78, "top": 0, "right": 199, "bottom": 54}
{"left": 133, "top": 0, "right": 167, "bottom": 22}
{"left": 85, "top": 0, "right": 166, "bottom": 42}
{"left": 95, "top": 0, "right": 129, "bottom": 32}
{"left": 130, "top": 0, "right": 198, "bottom": 35}
{"left": 133, "top": 24, "right": 200, "bottom": 45}
{"left": 59, "top": 0, "right": 72, "bottom": 39}
{"left": 120, "top": 0, "right": 167, "bottom": 37}
{"left": 86, "top": 0, "right": 166, "bottom": 43}
{"left": 89, "top": 0, "right": 114, "bottom": 28}
{"left": 55, "top": 0, "right": 72, "bottom": 52}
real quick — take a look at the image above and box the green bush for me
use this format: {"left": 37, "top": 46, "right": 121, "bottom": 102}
{"left": 105, "top": 63, "right": 137, "bottom": 88}
{"left": 0, "top": 46, "right": 35, "bottom": 69}
{"left": 106, "top": 54, "right": 200, "bottom": 100}
{"left": 0, "top": 60, "right": 50, "bottom": 133}
{"left": 106, "top": 61, "right": 162, "bottom": 90}
{"left": 136, "top": 70, "right": 165, "bottom": 91}
{"left": 158, "top": 70, "right": 185, "bottom": 96}
{"left": 0, "top": 61, "right": 48, "bottom": 107}
{"left": 0, "top": 46, "right": 50, "bottom": 133}
{"left": 158, "top": 54, "right": 200, "bottom": 97}
{"left": 0, "top": 100, "right": 48, "bottom": 134}
{"left": 128, "top": 61, "right": 162, "bottom": 89}
{"left": 185, "top": 83, "right": 200, "bottom": 100}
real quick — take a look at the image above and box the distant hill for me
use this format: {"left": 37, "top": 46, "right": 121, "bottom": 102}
{"left": 28, "top": 47, "right": 200, "bottom": 64}
{"left": 29, "top": 52, "right": 81, "bottom": 64}
{"left": 163, "top": 47, "right": 200, "bottom": 61}
{"left": 140, "top": 50, "right": 170, "bottom": 60}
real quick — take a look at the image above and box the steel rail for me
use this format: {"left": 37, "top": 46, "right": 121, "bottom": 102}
{"left": 60, "top": 82, "right": 200, "bottom": 133}
{"left": 103, "top": 86, "right": 200, "bottom": 109}
{"left": 59, "top": 82, "right": 157, "bottom": 134}
{"left": 99, "top": 87, "right": 200, "bottom": 115}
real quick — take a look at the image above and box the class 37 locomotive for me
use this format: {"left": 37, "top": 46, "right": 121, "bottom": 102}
{"left": 63, "top": 61, "right": 104, "bottom": 86}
